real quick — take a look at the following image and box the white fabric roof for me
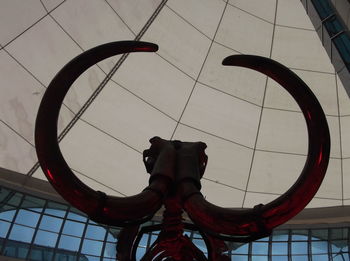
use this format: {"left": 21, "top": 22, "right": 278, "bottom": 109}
{"left": 1, "top": 0, "right": 350, "bottom": 209}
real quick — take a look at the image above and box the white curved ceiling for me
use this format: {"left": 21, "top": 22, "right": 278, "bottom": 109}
{"left": 1, "top": 0, "right": 350, "bottom": 209}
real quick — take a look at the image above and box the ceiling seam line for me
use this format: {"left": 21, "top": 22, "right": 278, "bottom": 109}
{"left": 276, "top": 23, "right": 315, "bottom": 32}
{"left": 71, "top": 168, "right": 127, "bottom": 197}
{"left": 226, "top": 1, "right": 274, "bottom": 25}
{"left": 335, "top": 74, "right": 345, "bottom": 205}
{"left": 289, "top": 67, "right": 335, "bottom": 75}
{"left": 1, "top": 0, "right": 67, "bottom": 50}
{"left": 214, "top": 41, "right": 242, "bottom": 54}
{"left": 169, "top": 1, "right": 229, "bottom": 140}
{"left": 164, "top": 5, "right": 212, "bottom": 41}
{"left": 179, "top": 122, "right": 342, "bottom": 159}
{"left": 44, "top": 7, "right": 178, "bottom": 124}
{"left": 26, "top": 0, "right": 169, "bottom": 177}
{"left": 241, "top": 0, "right": 279, "bottom": 208}
{"left": 109, "top": 80, "right": 177, "bottom": 122}
{"left": 103, "top": 0, "right": 137, "bottom": 36}
{"left": 0, "top": 119, "right": 34, "bottom": 148}
{"left": 2, "top": 47, "right": 77, "bottom": 119}
{"left": 79, "top": 118, "right": 142, "bottom": 154}
{"left": 201, "top": 177, "right": 245, "bottom": 192}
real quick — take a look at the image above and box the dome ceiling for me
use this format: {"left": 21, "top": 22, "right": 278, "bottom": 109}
{"left": 1, "top": 0, "right": 350, "bottom": 209}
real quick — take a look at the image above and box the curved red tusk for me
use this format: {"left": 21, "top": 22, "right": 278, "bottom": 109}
{"left": 182, "top": 55, "right": 330, "bottom": 239}
{"left": 35, "top": 41, "right": 171, "bottom": 226}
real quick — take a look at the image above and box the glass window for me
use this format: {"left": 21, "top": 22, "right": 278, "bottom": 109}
{"left": 62, "top": 220, "right": 85, "bottom": 237}
{"left": 81, "top": 239, "right": 103, "bottom": 256}
{"left": 252, "top": 242, "right": 268, "bottom": 255}
{"left": 231, "top": 255, "right": 248, "bottom": 261}
{"left": 139, "top": 234, "right": 148, "bottom": 248}
{"left": 7, "top": 192, "right": 23, "bottom": 206}
{"left": 330, "top": 228, "right": 348, "bottom": 240}
{"left": 272, "top": 242, "right": 288, "bottom": 255}
{"left": 34, "top": 230, "right": 58, "bottom": 247}
{"left": 0, "top": 187, "right": 11, "bottom": 202}
{"left": 104, "top": 242, "right": 116, "bottom": 258}
{"left": 3, "top": 241, "right": 30, "bottom": 259}
{"left": 292, "top": 242, "right": 308, "bottom": 255}
{"left": 0, "top": 220, "right": 11, "bottom": 238}
{"left": 67, "top": 211, "right": 87, "bottom": 222}
{"left": 232, "top": 243, "right": 248, "bottom": 254}
{"left": 291, "top": 230, "right": 308, "bottom": 240}
{"left": 271, "top": 256, "right": 288, "bottom": 261}
{"left": 311, "top": 241, "right": 328, "bottom": 254}
{"left": 311, "top": 254, "right": 329, "bottom": 260}
{"left": 9, "top": 224, "right": 35, "bottom": 243}
{"left": 83, "top": 255, "right": 100, "bottom": 261}
{"left": 193, "top": 238, "right": 207, "bottom": 253}
{"left": 312, "top": 229, "right": 328, "bottom": 240}
{"left": 331, "top": 240, "right": 349, "bottom": 252}
{"left": 45, "top": 202, "right": 67, "bottom": 217}
{"left": 29, "top": 246, "right": 54, "bottom": 261}
{"left": 15, "top": 209, "right": 40, "bottom": 227}
{"left": 58, "top": 235, "right": 81, "bottom": 252}
{"left": 292, "top": 256, "right": 308, "bottom": 261}
{"left": 272, "top": 230, "right": 289, "bottom": 241}
{"left": 85, "top": 224, "right": 106, "bottom": 240}
{"left": 252, "top": 256, "right": 268, "bottom": 260}
{"left": 21, "top": 195, "right": 45, "bottom": 210}
{"left": 0, "top": 209, "right": 16, "bottom": 221}
{"left": 136, "top": 247, "right": 146, "bottom": 260}
{"left": 106, "top": 232, "right": 117, "bottom": 243}
{"left": 39, "top": 215, "right": 63, "bottom": 233}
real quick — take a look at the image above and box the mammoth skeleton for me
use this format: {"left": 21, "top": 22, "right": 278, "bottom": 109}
{"left": 35, "top": 41, "right": 330, "bottom": 261}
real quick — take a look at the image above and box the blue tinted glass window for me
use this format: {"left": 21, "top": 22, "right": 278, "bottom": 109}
{"left": 83, "top": 255, "right": 100, "bottom": 261}
{"left": 291, "top": 255, "right": 308, "bottom": 261}
{"left": 104, "top": 242, "right": 116, "bottom": 258}
{"left": 44, "top": 208, "right": 66, "bottom": 218}
{"left": 252, "top": 256, "right": 268, "bottom": 260}
{"left": 252, "top": 242, "right": 268, "bottom": 255}
{"left": 0, "top": 209, "right": 15, "bottom": 221}
{"left": 331, "top": 240, "right": 349, "bottom": 252}
{"left": 85, "top": 224, "right": 106, "bottom": 240}
{"left": 9, "top": 224, "right": 35, "bottom": 243}
{"left": 271, "top": 256, "right": 288, "bottom": 261}
{"left": 312, "top": 254, "right": 329, "bottom": 261}
{"left": 232, "top": 243, "right": 248, "bottom": 254}
{"left": 15, "top": 209, "right": 40, "bottom": 227}
{"left": 21, "top": 195, "right": 45, "bottom": 210}
{"left": 45, "top": 202, "right": 67, "bottom": 217}
{"left": 7, "top": 192, "right": 23, "bottom": 206}
{"left": 67, "top": 211, "right": 87, "bottom": 222}
{"left": 0, "top": 220, "right": 11, "bottom": 237}
{"left": 292, "top": 242, "right": 308, "bottom": 255}
{"left": 312, "top": 241, "right": 328, "bottom": 254}
{"left": 81, "top": 239, "right": 103, "bottom": 256}
{"left": 34, "top": 230, "right": 58, "bottom": 247}
{"left": 272, "top": 230, "right": 289, "bottom": 241}
{"left": 107, "top": 229, "right": 118, "bottom": 243}
{"left": 58, "top": 235, "right": 81, "bottom": 251}
{"left": 39, "top": 215, "right": 63, "bottom": 233}
{"left": 231, "top": 255, "right": 248, "bottom": 261}
{"left": 193, "top": 238, "right": 207, "bottom": 252}
{"left": 136, "top": 247, "right": 146, "bottom": 260}
{"left": 272, "top": 242, "right": 288, "bottom": 255}
{"left": 3, "top": 241, "right": 30, "bottom": 259}
{"left": 62, "top": 220, "right": 85, "bottom": 237}
{"left": 291, "top": 230, "right": 308, "bottom": 240}
{"left": 0, "top": 187, "right": 11, "bottom": 202}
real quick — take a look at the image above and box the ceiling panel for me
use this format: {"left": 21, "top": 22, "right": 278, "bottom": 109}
{"left": 181, "top": 82, "right": 261, "bottom": 148}
{"left": 216, "top": 4, "right": 274, "bottom": 56}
